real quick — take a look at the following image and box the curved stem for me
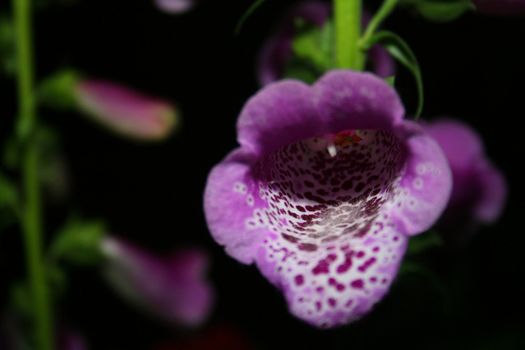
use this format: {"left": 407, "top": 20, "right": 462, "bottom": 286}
{"left": 360, "top": 0, "right": 399, "bottom": 48}
{"left": 13, "top": 0, "right": 54, "bottom": 349}
{"left": 335, "top": 0, "right": 364, "bottom": 70}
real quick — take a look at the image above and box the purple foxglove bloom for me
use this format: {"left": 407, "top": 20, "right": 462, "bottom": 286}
{"left": 155, "top": 0, "right": 196, "bottom": 14}
{"left": 74, "top": 80, "right": 178, "bottom": 141}
{"left": 257, "top": 1, "right": 395, "bottom": 86}
{"left": 100, "top": 237, "right": 214, "bottom": 327}
{"left": 204, "top": 70, "right": 452, "bottom": 328}
{"left": 474, "top": 0, "right": 525, "bottom": 15}
{"left": 424, "top": 119, "right": 506, "bottom": 232}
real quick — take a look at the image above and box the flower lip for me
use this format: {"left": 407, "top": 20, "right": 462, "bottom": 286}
{"left": 205, "top": 70, "right": 452, "bottom": 327}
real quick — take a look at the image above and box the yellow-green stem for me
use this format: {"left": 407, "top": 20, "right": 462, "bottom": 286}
{"left": 335, "top": 0, "right": 364, "bottom": 70}
{"left": 13, "top": 0, "right": 54, "bottom": 349}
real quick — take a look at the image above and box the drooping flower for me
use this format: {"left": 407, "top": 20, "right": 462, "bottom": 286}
{"left": 39, "top": 71, "right": 179, "bottom": 141}
{"left": 474, "top": 0, "right": 525, "bottom": 15}
{"left": 74, "top": 80, "right": 178, "bottom": 141}
{"left": 257, "top": 1, "right": 395, "bottom": 86}
{"left": 100, "top": 237, "right": 214, "bottom": 328}
{"left": 204, "top": 70, "right": 452, "bottom": 328}
{"left": 154, "top": 0, "right": 196, "bottom": 14}
{"left": 423, "top": 119, "right": 506, "bottom": 236}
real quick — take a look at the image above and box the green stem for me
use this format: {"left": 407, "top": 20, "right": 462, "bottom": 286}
{"left": 13, "top": 0, "right": 54, "bottom": 349}
{"left": 360, "top": 0, "right": 399, "bottom": 48}
{"left": 334, "top": 0, "right": 364, "bottom": 70}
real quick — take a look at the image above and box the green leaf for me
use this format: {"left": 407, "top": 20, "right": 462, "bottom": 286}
{"left": 402, "top": 0, "right": 475, "bottom": 22}
{"left": 283, "top": 59, "right": 321, "bottom": 84}
{"left": 291, "top": 20, "right": 336, "bottom": 73}
{"left": 407, "top": 230, "right": 443, "bottom": 255}
{"left": 363, "top": 31, "right": 424, "bottom": 118}
{"left": 38, "top": 69, "right": 81, "bottom": 109}
{"left": 385, "top": 75, "right": 396, "bottom": 86}
{"left": 49, "top": 218, "right": 106, "bottom": 266}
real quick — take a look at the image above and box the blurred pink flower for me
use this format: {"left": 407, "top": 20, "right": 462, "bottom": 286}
{"left": 100, "top": 237, "right": 214, "bottom": 328}
{"left": 424, "top": 119, "right": 507, "bottom": 236}
{"left": 154, "top": 0, "right": 196, "bottom": 14}
{"left": 74, "top": 80, "right": 178, "bottom": 141}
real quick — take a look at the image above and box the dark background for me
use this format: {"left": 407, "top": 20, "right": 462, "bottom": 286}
{"left": 1, "top": 0, "right": 525, "bottom": 349}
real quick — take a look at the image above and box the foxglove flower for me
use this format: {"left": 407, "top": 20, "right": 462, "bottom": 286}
{"left": 424, "top": 119, "right": 506, "bottom": 234}
{"left": 474, "top": 0, "right": 525, "bottom": 15}
{"left": 74, "top": 80, "right": 178, "bottom": 141}
{"left": 100, "top": 237, "right": 214, "bottom": 327}
{"left": 204, "top": 70, "right": 452, "bottom": 328}
{"left": 155, "top": 0, "right": 196, "bottom": 14}
{"left": 257, "top": 1, "right": 395, "bottom": 86}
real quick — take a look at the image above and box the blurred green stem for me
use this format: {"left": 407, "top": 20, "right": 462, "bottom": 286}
{"left": 12, "top": 0, "right": 54, "bottom": 349}
{"left": 334, "top": 0, "right": 364, "bottom": 69}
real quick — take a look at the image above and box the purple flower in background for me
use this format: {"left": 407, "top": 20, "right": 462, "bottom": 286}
{"left": 74, "top": 80, "right": 178, "bottom": 141}
{"left": 155, "top": 0, "right": 196, "bottom": 14}
{"left": 474, "top": 0, "right": 525, "bottom": 15}
{"left": 257, "top": 1, "right": 395, "bottom": 86}
{"left": 204, "top": 70, "right": 452, "bottom": 328}
{"left": 58, "top": 331, "right": 87, "bottom": 350}
{"left": 100, "top": 237, "right": 214, "bottom": 328}
{"left": 424, "top": 119, "right": 506, "bottom": 235}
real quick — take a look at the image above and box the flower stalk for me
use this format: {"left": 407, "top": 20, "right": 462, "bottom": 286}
{"left": 334, "top": 0, "right": 364, "bottom": 70}
{"left": 12, "top": 0, "right": 54, "bottom": 349}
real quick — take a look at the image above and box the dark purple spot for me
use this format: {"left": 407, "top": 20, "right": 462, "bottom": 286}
{"left": 351, "top": 279, "right": 364, "bottom": 289}
{"left": 294, "top": 275, "right": 304, "bottom": 286}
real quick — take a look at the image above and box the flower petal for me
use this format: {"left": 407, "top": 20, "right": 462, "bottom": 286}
{"left": 314, "top": 70, "right": 405, "bottom": 131}
{"left": 238, "top": 71, "right": 405, "bottom": 156}
{"left": 257, "top": 223, "right": 407, "bottom": 328}
{"left": 473, "top": 160, "right": 507, "bottom": 223}
{"left": 204, "top": 149, "right": 267, "bottom": 264}
{"left": 237, "top": 80, "right": 318, "bottom": 155}
{"left": 388, "top": 122, "right": 453, "bottom": 236}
